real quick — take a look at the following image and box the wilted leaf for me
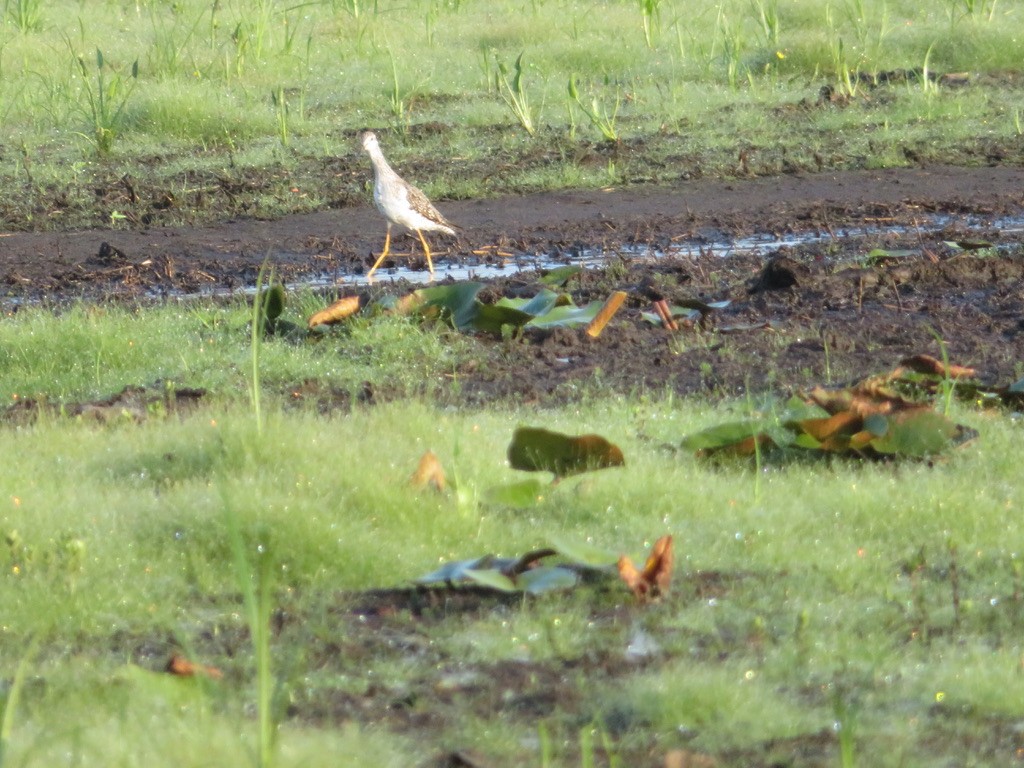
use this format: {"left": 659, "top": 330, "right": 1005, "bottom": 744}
{"left": 410, "top": 450, "right": 446, "bottom": 492}
{"left": 896, "top": 354, "right": 976, "bottom": 380}
{"left": 618, "top": 535, "right": 674, "bottom": 602}
{"left": 507, "top": 427, "right": 625, "bottom": 477}
{"left": 805, "top": 382, "right": 922, "bottom": 417}
{"left": 308, "top": 295, "right": 361, "bottom": 328}
{"left": 796, "top": 410, "right": 861, "bottom": 443}
{"left": 165, "top": 654, "right": 223, "bottom": 680}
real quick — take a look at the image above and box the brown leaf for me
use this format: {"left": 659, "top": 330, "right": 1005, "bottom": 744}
{"left": 308, "top": 295, "right": 361, "bottom": 328}
{"left": 798, "top": 410, "right": 862, "bottom": 443}
{"left": 618, "top": 535, "right": 674, "bottom": 602}
{"left": 507, "top": 427, "right": 625, "bottom": 478}
{"left": 165, "top": 653, "right": 223, "bottom": 680}
{"left": 805, "top": 383, "right": 926, "bottom": 417}
{"left": 896, "top": 354, "right": 976, "bottom": 380}
{"left": 410, "top": 450, "right": 447, "bottom": 492}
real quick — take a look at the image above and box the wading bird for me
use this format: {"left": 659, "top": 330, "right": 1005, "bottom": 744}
{"left": 359, "top": 130, "right": 456, "bottom": 281}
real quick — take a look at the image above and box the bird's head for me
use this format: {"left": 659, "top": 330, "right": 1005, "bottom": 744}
{"left": 359, "top": 130, "right": 378, "bottom": 153}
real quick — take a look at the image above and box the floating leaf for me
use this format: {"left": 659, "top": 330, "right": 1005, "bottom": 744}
{"left": 308, "top": 295, "right": 361, "bottom": 328}
{"left": 410, "top": 450, "right": 446, "bottom": 492}
{"left": 618, "top": 535, "right": 674, "bottom": 602}
{"left": 508, "top": 427, "right": 624, "bottom": 477}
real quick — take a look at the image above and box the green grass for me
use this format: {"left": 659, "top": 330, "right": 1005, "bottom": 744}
{"left": 2, "top": 1, "right": 1024, "bottom": 764}
{"left": 0, "top": 0, "right": 1021, "bottom": 229}
{"left": 1, "top": 299, "right": 1023, "bottom": 765}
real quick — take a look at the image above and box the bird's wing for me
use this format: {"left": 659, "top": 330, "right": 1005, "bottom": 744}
{"left": 405, "top": 183, "right": 456, "bottom": 230}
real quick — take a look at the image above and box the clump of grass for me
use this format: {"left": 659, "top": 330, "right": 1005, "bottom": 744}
{"left": 497, "top": 51, "right": 538, "bottom": 136}
{"left": 6, "top": 0, "right": 42, "bottom": 34}
{"left": 74, "top": 47, "right": 139, "bottom": 155}
{"left": 568, "top": 74, "right": 619, "bottom": 142}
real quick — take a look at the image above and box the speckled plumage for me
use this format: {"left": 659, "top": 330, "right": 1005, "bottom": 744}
{"left": 360, "top": 130, "right": 456, "bottom": 280}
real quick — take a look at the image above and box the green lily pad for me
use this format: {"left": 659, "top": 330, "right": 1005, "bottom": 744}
{"left": 539, "top": 265, "right": 583, "bottom": 287}
{"left": 868, "top": 409, "right": 959, "bottom": 457}
{"left": 463, "top": 568, "right": 518, "bottom": 592}
{"left": 518, "top": 566, "right": 579, "bottom": 594}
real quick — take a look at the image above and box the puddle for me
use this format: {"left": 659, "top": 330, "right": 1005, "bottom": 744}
{"left": 96, "top": 210, "right": 1023, "bottom": 304}
{"left": 246, "top": 211, "right": 1024, "bottom": 296}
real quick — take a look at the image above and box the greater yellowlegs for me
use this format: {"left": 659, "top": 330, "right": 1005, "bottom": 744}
{"left": 359, "top": 130, "right": 456, "bottom": 280}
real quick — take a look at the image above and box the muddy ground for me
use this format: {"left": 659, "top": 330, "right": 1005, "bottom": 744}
{"left": 4, "top": 164, "right": 1024, "bottom": 402}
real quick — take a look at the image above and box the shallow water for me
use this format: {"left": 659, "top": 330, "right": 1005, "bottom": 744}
{"left": 142, "top": 211, "right": 1024, "bottom": 303}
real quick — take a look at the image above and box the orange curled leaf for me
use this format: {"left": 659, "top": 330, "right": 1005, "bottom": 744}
{"left": 805, "top": 383, "right": 925, "bottom": 417}
{"left": 410, "top": 450, "right": 447, "bottom": 492}
{"left": 165, "top": 653, "right": 223, "bottom": 680}
{"left": 586, "top": 290, "right": 627, "bottom": 338}
{"left": 308, "top": 295, "right": 361, "bottom": 328}
{"left": 896, "top": 354, "right": 976, "bottom": 380}
{"left": 618, "top": 535, "right": 674, "bottom": 602}
{"left": 798, "top": 410, "right": 862, "bottom": 443}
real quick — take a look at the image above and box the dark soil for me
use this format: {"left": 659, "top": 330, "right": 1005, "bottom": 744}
{"left": 6, "top": 165, "right": 1022, "bottom": 402}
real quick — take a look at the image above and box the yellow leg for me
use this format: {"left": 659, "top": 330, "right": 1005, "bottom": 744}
{"left": 415, "top": 229, "right": 435, "bottom": 279}
{"left": 367, "top": 225, "right": 392, "bottom": 281}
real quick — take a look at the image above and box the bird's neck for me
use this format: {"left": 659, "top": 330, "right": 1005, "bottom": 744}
{"left": 367, "top": 146, "right": 397, "bottom": 180}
